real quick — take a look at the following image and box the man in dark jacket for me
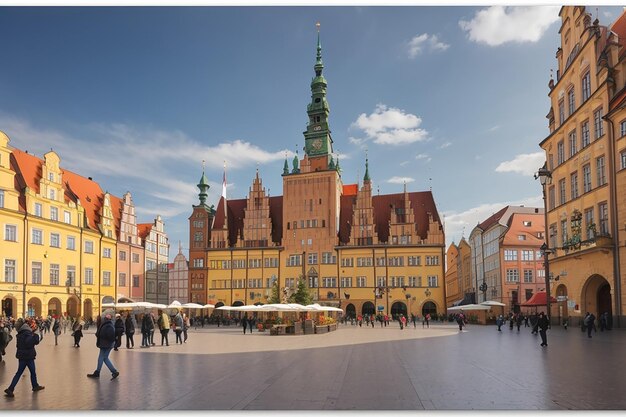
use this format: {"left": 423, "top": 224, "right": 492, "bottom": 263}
{"left": 538, "top": 311, "right": 550, "bottom": 347}
{"left": 113, "top": 314, "right": 125, "bottom": 351}
{"left": 124, "top": 313, "right": 135, "bottom": 349}
{"left": 4, "top": 318, "right": 45, "bottom": 397}
{"left": 88, "top": 313, "right": 119, "bottom": 380}
{"left": 140, "top": 313, "right": 152, "bottom": 348}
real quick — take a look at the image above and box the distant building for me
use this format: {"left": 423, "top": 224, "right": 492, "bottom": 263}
{"left": 169, "top": 242, "right": 189, "bottom": 304}
{"left": 139, "top": 216, "right": 169, "bottom": 305}
{"left": 188, "top": 29, "right": 446, "bottom": 318}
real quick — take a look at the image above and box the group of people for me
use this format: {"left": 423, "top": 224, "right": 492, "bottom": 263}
{"left": 343, "top": 313, "right": 434, "bottom": 329}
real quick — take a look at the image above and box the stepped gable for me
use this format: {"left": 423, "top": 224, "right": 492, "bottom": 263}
{"left": 109, "top": 194, "right": 123, "bottom": 240}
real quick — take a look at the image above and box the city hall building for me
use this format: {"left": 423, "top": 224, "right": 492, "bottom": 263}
{"left": 188, "top": 31, "right": 446, "bottom": 318}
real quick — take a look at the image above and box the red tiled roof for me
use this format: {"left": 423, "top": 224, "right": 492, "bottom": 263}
{"left": 477, "top": 206, "right": 509, "bottom": 231}
{"left": 109, "top": 195, "right": 123, "bottom": 240}
{"left": 342, "top": 184, "right": 358, "bottom": 196}
{"left": 137, "top": 223, "right": 152, "bottom": 240}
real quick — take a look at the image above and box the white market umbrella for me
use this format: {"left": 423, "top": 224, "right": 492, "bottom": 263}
{"left": 202, "top": 304, "right": 215, "bottom": 309}
{"left": 167, "top": 300, "right": 183, "bottom": 309}
{"left": 481, "top": 300, "right": 506, "bottom": 307}
{"left": 306, "top": 303, "right": 343, "bottom": 312}
{"left": 447, "top": 304, "right": 491, "bottom": 312}
{"left": 182, "top": 303, "right": 205, "bottom": 309}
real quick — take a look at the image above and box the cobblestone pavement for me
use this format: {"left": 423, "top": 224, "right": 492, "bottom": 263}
{"left": 1, "top": 322, "right": 625, "bottom": 410}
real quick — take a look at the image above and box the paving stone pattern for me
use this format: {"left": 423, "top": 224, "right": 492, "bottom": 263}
{"left": 1, "top": 323, "right": 624, "bottom": 410}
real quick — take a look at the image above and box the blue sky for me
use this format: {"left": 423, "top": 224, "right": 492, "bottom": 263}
{"left": 1, "top": 5, "right": 623, "bottom": 260}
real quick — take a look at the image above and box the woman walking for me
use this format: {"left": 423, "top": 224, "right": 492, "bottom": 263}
{"left": 72, "top": 317, "right": 84, "bottom": 347}
{"left": 52, "top": 318, "right": 60, "bottom": 346}
{"left": 4, "top": 318, "right": 45, "bottom": 397}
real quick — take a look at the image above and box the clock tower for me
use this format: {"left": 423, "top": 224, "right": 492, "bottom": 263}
{"left": 304, "top": 22, "right": 334, "bottom": 171}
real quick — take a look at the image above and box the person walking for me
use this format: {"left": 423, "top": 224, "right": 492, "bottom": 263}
{"left": 173, "top": 311, "right": 183, "bottom": 344}
{"left": 157, "top": 310, "right": 170, "bottom": 346}
{"left": 0, "top": 319, "right": 13, "bottom": 363}
{"left": 400, "top": 315, "right": 406, "bottom": 330}
{"left": 72, "top": 318, "right": 84, "bottom": 348}
{"left": 516, "top": 314, "right": 523, "bottom": 332}
{"left": 4, "top": 318, "right": 45, "bottom": 397}
{"left": 496, "top": 315, "right": 504, "bottom": 331}
{"left": 183, "top": 314, "right": 190, "bottom": 343}
{"left": 113, "top": 314, "right": 125, "bottom": 351}
{"left": 248, "top": 316, "right": 255, "bottom": 334}
{"left": 242, "top": 315, "right": 248, "bottom": 335}
{"left": 425, "top": 313, "right": 430, "bottom": 328}
{"left": 456, "top": 312, "right": 465, "bottom": 331}
{"left": 411, "top": 314, "right": 417, "bottom": 329}
{"left": 124, "top": 313, "right": 135, "bottom": 349}
{"left": 563, "top": 318, "right": 568, "bottom": 330}
{"left": 140, "top": 313, "right": 150, "bottom": 348}
{"left": 52, "top": 318, "right": 60, "bottom": 346}
{"left": 149, "top": 312, "right": 156, "bottom": 346}
{"left": 87, "top": 313, "right": 119, "bottom": 380}
{"left": 585, "top": 312, "right": 596, "bottom": 338}
{"left": 538, "top": 311, "right": 549, "bottom": 347}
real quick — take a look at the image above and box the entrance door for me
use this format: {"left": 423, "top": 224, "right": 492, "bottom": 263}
{"left": 1, "top": 298, "right": 14, "bottom": 317}
{"left": 597, "top": 284, "right": 612, "bottom": 325}
{"left": 361, "top": 302, "right": 375, "bottom": 316}
{"left": 391, "top": 301, "right": 407, "bottom": 319}
{"left": 422, "top": 301, "right": 437, "bottom": 317}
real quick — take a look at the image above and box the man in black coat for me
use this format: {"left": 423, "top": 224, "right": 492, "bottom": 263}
{"left": 88, "top": 313, "right": 119, "bottom": 380}
{"left": 113, "top": 314, "right": 125, "bottom": 351}
{"left": 124, "top": 313, "right": 135, "bottom": 349}
{"left": 538, "top": 311, "right": 550, "bottom": 347}
{"left": 4, "top": 318, "right": 45, "bottom": 397}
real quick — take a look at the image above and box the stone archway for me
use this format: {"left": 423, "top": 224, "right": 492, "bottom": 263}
{"left": 391, "top": 301, "right": 407, "bottom": 319}
{"left": 2, "top": 295, "right": 17, "bottom": 317}
{"left": 27, "top": 297, "right": 42, "bottom": 317}
{"left": 345, "top": 303, "right": 356, "bottom": 318}
{"left": 361, "top": 301, "right": 375, "bottom": 316}
{"left": 83, "top": 299, "right": 93, "bottom": 320}
{"left": 582, "top": 274, "right": 612, "bottom": 319}
{"left": 421, "top": 301, "right": 437, "bottom": 317}
{"left": 555, "top": 284, "right": 568, "bottom": 325}
{"left": 48, "top": 298, "right": 62, "bottom": 317}
{"left": 232, "top": 301, "right": 244, "bottom": 307}
{"left": 66, "top": 296, "right": 79, "bottom": 319}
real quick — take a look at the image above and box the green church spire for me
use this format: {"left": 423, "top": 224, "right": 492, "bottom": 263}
{"left": 283, "top": 155, "right": 290, "bottom": 176}
{"left": 364, "top": 157, "right": 370, "bottom": 182}
{"left": 197, "top": 160, "right": 210, "bottom": 205}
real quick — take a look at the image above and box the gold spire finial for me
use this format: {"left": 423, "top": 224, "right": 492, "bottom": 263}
{"left": 316, "top": 22, "right": 320, "bottom": 32}
{"left": 202, "top": 159, "right": 205, "bottom": 171}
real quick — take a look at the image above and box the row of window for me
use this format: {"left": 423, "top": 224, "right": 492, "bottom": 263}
{"left": 503, "top": 250, "right": 543, "bottom": 262}
{"left": 286, "top": 218, "right": 327, "bottom": 230}
{"left": 549, "top": 204, "right": 609, "bottom": 248}
{"left": 554, "top": 113, "right": 603, "bottom": 168}
{"left": 549, "top": 156, "right": 606, "bottom": 210}
{"left": 31, "top": 202, "right": 73, "bottom": 225}
{"left": 2, "top": 259, "right": 113, "bottom": 286}
{"left": 505, "top": 268, "right": 545, "bottom": 283}
{"left": 556, "top": 71, "right": 592, "bottom": 128}
{"left": 119, "top": 251, "right": 141, "bottom": 263}
{"left": 210, "top": 275, "right": 439, "bottom": 289}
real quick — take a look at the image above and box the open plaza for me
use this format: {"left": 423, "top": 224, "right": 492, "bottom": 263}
{"left": 1, "top": 322, "right": 624, "bottom": 410}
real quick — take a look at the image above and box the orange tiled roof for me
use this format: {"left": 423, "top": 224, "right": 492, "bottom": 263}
{"left": 137, "top": 223, "right": 152, "bottom": 240}
{"left": 342, "top": 184, "right": 358, "bottom": 196}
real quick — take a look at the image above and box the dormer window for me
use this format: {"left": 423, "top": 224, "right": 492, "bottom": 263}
{"left": 49, "top": 173, "right": 54, "bottom": 182}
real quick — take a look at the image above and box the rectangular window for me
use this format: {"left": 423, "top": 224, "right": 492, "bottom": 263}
{"left": 506, "top": 269, "right": 519, "bottom": 283}
{"left": 285, "top": 278, "right": 295, "bottom": 288}
{"left": 308, "top": 276, "right": 318, "bottom": 288}
{"left": 622, "top": 150, "right": 626, "bottom": 170}
{"left": 568, "top": 88, "right": 575, "bottom": 115}
{"left": 561, "top": 219, "right": 568, "bottom": 246}
{"left": 5, "top": 224, "right": 17, "bottom": 242}
{"left": 119, "top": 251, "right": 126, "bottom": 261}
{"left": 596, "top": 156, "right": 606, "bottom": 186}
{"left": 32, "top": 261, "right": 42, "bottom": 284}
{"left": 84, "top": 268, "right": 93, "bottom": 285}
{"left": 408, "top": 276, "right": 418, "bottom": 287}
{"left": 308, "top": 253, "right": 318, "bottom": 265}
{"left": 264, "top": 258, "right": 278, "bottom": 268}
{"left": 582, "top": 71, "right": 591, "bottom": 102}
{"left": 321, "top": 252, "right": 336, "bottom": 264}
{"left": 0, "top": 190, "right": 3, "bottom": 208}
{"left": 132, "top": 253, "right": 140, "bottom": 263}
{"left": 67, "top": 236, "right": 75, "bottom": 250}
{"left": 427, "top": 275, "right": 438, "bottom": 287}
{"left": 50, "top": 206, "right": 58, "bottom": 221}
{"left": 581, "top": 121, "right": 590, "bottom": 147}
{"left": 523, "top": 269, "right": 533, "bottom": 283}
{"left": 322, "top": 277, "right": 337, "bottom": 288}
{"left": 48, "top": 263, "right": 59, "bottom": 286}
{"left": 548, "top": 186, "right": 555, "bottom": 210}
{"left": 521, "top": 250, "right": 534, "bottom": 261}
{"left": 119, "top": 273, "right": 126, "bottom": 287}
{"left": 570, "top": 172, "right": 579, "bottom": 200}
{"left": 599, "top": 202, "right": 609, "bottom": 235}
{"left": 4, "top": 259, "right": 16, "bottom": 283}
{"left": 594, "top": 108, "right": 604, "bottom": 139}
{"left": 34, "top": 203, "right": 42, "bottom": 217}
{"left": 583, "top": 164, "right": 592, "bottom": 193}
{"left": 356, "top": 276, "right": 367, "bottom": 288}
{"left": 621, "top": 120, "right": 626, "bottom": 137}
{"left": 288, "top": 254, "right": 302, "bottom": 267}
{"left": 558, "top": 100, "right": 565, "bottom": 125}
{"left": 102, "top": 271, "right": 111, "bottom": 286}
{"left": 504, "top": 250, "right": 518, "bottom": 261}
{"left": 340, "top": 257, "right": 353, "bottom": 267}
{"left": 376, "top": 276, "right": 386, "bottom": 287}
{"left": 31, "top": 228, "right": 43, "bottom": 245}
{"left": 425, "top": 256, "right": 439, "bottom": 266}
{"left": 557, "top": 141, "right": 565, "bottom": 165}
{"left": 559, "top": 178, "right": 566, "bottom": 205}
{"left": 376, "top": 257, "right": 386, "bottom": 267}
{"left": 64, "top": 211, "right": 71, "bottom": 224}
{"left": 549, "top": 223, "right": 557, "bottom": 249}
{"left": 85, "top": 240, "right": 94, "bottom": 254}
{"left": 408, "top": 256, "right": 421, "bottom": 266}
{"left": 340, "top": 276, "right": 352, "bottom": 288}
{"left": 568, "top": 130, "right": 577, "bottom": 157}
{"left": 248, "top": 259, "right": 261, "bottom": 268}
{"left": 103, "top": 248, "right": 111, "bottom": 258}
{"left": 584, "top": 207, "right": 595, "bottom": 239}
{"left": 50, "top": 233, "right": 60, "bottom": 248}
{"left": 357, "top": 257, "right": 373, "bottom": 267}
{"left": 66, "top": 265, "right": 76, "bottom": 286}
{"left": 388, "top": 256, "right": 404, "bottom": 267}
{"left": 132, "top": 275, "right": 140, "bottom": 287}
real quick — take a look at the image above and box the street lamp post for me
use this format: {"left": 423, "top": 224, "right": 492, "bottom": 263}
{"left": 535, "top": 163, "right": 553, "bottom": 324}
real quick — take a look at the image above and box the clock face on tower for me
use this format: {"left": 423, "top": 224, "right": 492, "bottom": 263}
{"left": 312, "top": 139, "right": 323, "bottom": 150}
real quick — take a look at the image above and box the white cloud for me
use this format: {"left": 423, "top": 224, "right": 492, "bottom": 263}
{"left": 415, "top": 153, "right": 432, "bottom": 163}
{"left": 443, "top": 195, "right": 543, "bottom": 247}
{"left": 495, "top": 152, "right": 545, "bottom": 176}
{"left": 350, "top": 104, "right": 429, "bottom": 146}
{"left": 459, "top": 6, "right": 560, "bottom": 46}
{"left": 399, "top": 161, "right": 410, "bottom": 167}
{"left": 0, "top": 113, "right": 291, "bottom": 218}
{"left": 407, "top": 33, "right": 450, "bottom": 58}
{"left": 488, "top": 125, "right": 500, "bottom": 132}
{"left": 387, "top": 176, "right": 415, "bottom": 184}
{"left": 439, "top": 141, "right": 452, "bottom": 149}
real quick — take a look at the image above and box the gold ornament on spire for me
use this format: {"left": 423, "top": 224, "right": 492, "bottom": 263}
{"left": 316, "top": 22, "right": 320, "bottom": 32}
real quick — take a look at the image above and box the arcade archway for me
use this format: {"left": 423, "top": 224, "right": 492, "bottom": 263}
{"left": 582, "top": 274, "right": 612, "bottom": 321}
{"left": 27, "top": 297, "right": 42, "bottom": 317}
{"left": 555, "top": 284, "right": 568, "bottom": 325}
{"left": 421, "top": 301, "right": 437, "bottom": 317}
{"left": 345, "top": 303, "right": 356, "bottom": 318}
{"left": 391, "top": 301, "right": 407, "bottom": 319}
{"left": 66, "top": 296, "right": 79, "bottom": 318}
{"left": 2, "top": 296, "right": 16, "bottom": 317}
{"left": 48, "top": 298, "right": 62, "bottom": 317}
{"left": 83, "top": 299, "right": 93, "bottom": 320}
{"left": 361, "top": 301, "right": 375, "bottom": 316}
